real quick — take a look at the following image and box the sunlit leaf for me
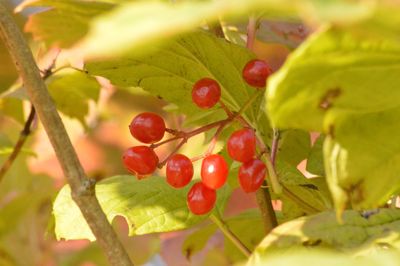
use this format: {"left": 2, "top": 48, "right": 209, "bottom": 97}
{"left": 47, "top": 69, "right": 100, "bottom": 125}
{"left": 306, "top": 134, "right": 325, "bottom": 176}
{"left": 267, "top": 24, "right": 400, "bottom": 211}
{"left": 53, "top": 175, "right": 231, "bottom": 241}
{"left": 278, "top": 129, "right": 311, "bottom": 166}
{"left": 86, "top": 31, "right": 268, "bottom": 134}
{"left": 276, "top": 160, "right": 332, "bottom": 216}
{"left": 20, "top": 0, "right": 114, "bottom": 47}
{"left": 248, "top": 249, "right": 400, "bottom": 266}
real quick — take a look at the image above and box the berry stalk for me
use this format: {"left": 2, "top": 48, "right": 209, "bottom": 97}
{"left": 209, "top": 214, "right": 251, "bottom": 257}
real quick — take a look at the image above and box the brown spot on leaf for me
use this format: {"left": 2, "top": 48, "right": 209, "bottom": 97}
{"left": 302, "top": 239, "right": 322, "bottom": 247}
{"left": 185, "top": 247, "right": 193, "bottom": 260}
{"left": 299, "top": 184, "right": 318, "bottom": 190}
{"left": 319, "top": 87, "right": 341, "bottom": 110}
{"left": 344, "top": 180, "right": 364, "bottom": 205}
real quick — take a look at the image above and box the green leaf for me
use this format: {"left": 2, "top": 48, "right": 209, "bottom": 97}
{"left": 183, "top": 209, "right": 265, "bottom": 262}
{"left": 0, "top": 194, "right": 40, "bottom": 237}
{"left": 86, "top": 31, "right": 267, "bottom": 131}
{"left": 267, "top": 26, "right": 400, "bottom": 131}
{"left": 266, "top": 24, "right": 400, "bottom": 211}
{"left": 0, "top": 98, "right": 24, "bottom": 124}
{"left": 222, "top": 210, "right": 265, "bottom": 262}
{"left": 47, "top": 69, "right": 100, "bottom": 125}
{"left": 0, "top": 42, "right": 17, "bottom": 93}
{"left": 306, "top": 134, "right": 325, "bottom": 176}
{"left": 0, "top": 147, "right": 36, "bottom": 157}
{"left": 248, "top": 249, "right": 400, "bottom": 266}
{"left": 20, "top": 0, "right": 114, "bottom": 47}
{"left": 276, "top": 160, "right": 332, "bottom": 215}
{"left": 252, "top": 208, "right": 400, "bottom": 256}
{"left": 53, "top": 175, "right": 231, "bottom": 241}
{"left": 72, "top": 0, "right": 376, "bottom": 59}
{"left": 278, "top": 129, "right": 311, "bottom": 166}
{"left": 73, "top": 0, "right": 299, "bottom": 58}
{"left": 182, "top": 223, "right": 217, "bottom": 259}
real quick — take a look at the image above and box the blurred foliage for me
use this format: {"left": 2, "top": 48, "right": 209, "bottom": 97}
{"left": 0, "top": 0, "right": 400, "bottom": 265}
{"left": 248, "top": 250, "right": 400, "bottom": 266}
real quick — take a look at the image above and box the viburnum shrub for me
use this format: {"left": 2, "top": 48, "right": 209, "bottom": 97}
{"left": 123, "top": 61, "right": 272, "bottom": 215}
{"left": 4, "top": 1, "right": 400, "bottom": 265}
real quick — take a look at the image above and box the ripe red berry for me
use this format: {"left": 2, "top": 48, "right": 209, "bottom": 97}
{"left": 122, "top": 146, "right": 159, "bottom": 177}
{"left": 242, "top": 59, "right": 272, "bottom": 88}
{"left": 227, "top": 128, "right": 256, "bottom": 163}
{"left": 238, "top": 159, "right": 267, "bottom": 193}
{"left": 192, "top": 78, "right": 221, "bottom": 109}
{"left": 166, "top": 154, "right": 194, "bottom": 188}
{"left": 201, "top": 154, "right": 228, "bottom": 189}
{"left": 129, "top": 112, "right": 166, "bottom": 144}
{"left": 187, "top": 182, "right": 216, "bottom": 215}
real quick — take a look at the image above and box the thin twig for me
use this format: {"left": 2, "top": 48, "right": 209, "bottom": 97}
{"left": 270, "top": 129, "right": 280, "bottom": 166}
{"left": 0, "top": 105, "right": 35, "bottom": 182}
{"left": 233, "top": 113, "right": 282, "bottom": 195}
{"left": 246, "top": 16, "right": 257, "bottom": 50}
{"left": 209, "top": 214, "right": 251, "bottom": 257}
{"left": 0, "top": 55, "right": 59, "bottom": 183}
{"left": 218, "top": 90, "right": 279, "bottom": 233}
{"left": 0, "top": 4, "right": 133, "bottom": 266}
{"left": 219, "top": 101, "right": 234, "bottom": 117}
{"left": 158, "top": 138, "right": 187, "bottom": 168}
{"left": 191, "top": 120, "right": 229, "bottom": 162}
{"left": 244, "top": 15, "right": 281, "bottom": 234}
{"left": 255, "top": 183, "right": 278, "bottom": 233}
{"left": 151, "top": 118, "right": 231, "bottom": 149}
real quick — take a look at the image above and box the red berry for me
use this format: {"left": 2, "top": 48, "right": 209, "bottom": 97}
{"left": 238, "top": 159, "right": 267, "bottom": 193}
{"left": 129, "top": 112, "right": 166, "bottom": 143}
{"left": 166, "top": 154, "right": 194, "bottom": 188}
{"left": 201, "top": 154, "right": 228, "bottom": 189}
{"left": 192, "top": 78, "right": 221, "bottom": 109}
{"left": 227, "top": 128, "right": 256, "bottom": 163}
{"left": 122, "top": 146, "right": 159, "bottom": 177}
{"left": 242, "top": 59, "right": 272, "bottom": 88}
{"left": 187, "top": 182, "right": 216, "bottom": 215}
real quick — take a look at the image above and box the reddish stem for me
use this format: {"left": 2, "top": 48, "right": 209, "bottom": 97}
{"left": 246, "top": 16, "right": 257, "bottom": 50}
{"left": 191, "top": 120, "right": 229, "bottom": 162}
{"left": 219, "top": 101, "right": 234, "bottom": 117}
{"left": 151, "top": 118, "right": 231, "bottom": 149}
{"left": 158, "top": 138, "right": 188, "bottom": 168}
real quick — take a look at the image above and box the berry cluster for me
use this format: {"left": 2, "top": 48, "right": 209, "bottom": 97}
{"left": 122, "top": 59, "right": 272, "bottom": 215}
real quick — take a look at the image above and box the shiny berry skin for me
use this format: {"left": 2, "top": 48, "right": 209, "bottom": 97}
{"left": 238, "top": 159, "right": 267, "bottom": 193}
{"left": 166, "top": 154, "right": 194, "bottom": 188}
{"left": 192, "top": 78, "right": 221, "bottom": 109}
{"left": 242, "top": 59, "right": 272, "bottom": 88}
{"left": 129, "top": 112, "right": 166, "bottom": 144}
{"left": 227, "top": 128, "right": 256, "bottom": 163}
{"left": 201, "top": 154, "right": 228, "bottom": 189}
{"left": 122, "top": 146, "right": 159, "bottom": 177}
{"left": 187, "top": 182, "right": 216, "bottom": 215}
